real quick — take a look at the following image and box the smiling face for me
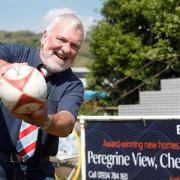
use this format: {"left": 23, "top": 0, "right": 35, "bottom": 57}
{"left": 40, "top": 17, "right": 84, "bottom": 73}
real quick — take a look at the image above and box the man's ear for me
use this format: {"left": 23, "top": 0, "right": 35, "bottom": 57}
{"left": 42, "top": 31, "right": 47, "bottom": 38}
{"left": 41, "top": 31, "right": 47, "bottom": 43}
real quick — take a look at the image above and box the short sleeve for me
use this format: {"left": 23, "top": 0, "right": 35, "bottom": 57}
{"left": 57, "top": 80, "right": 84, "bottom": 119}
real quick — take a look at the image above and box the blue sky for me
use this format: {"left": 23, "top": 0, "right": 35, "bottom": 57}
{"left": 0, "top": 0, "right": 103, "bottom": 33}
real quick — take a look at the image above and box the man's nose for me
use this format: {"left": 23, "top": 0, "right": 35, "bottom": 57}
{"left": 61, "top": 43, "right": 71, "bottom": 54}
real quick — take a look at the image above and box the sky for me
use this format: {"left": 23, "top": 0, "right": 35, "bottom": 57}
{"left": 0, "top": 0, "right": 103, "bottom": 33}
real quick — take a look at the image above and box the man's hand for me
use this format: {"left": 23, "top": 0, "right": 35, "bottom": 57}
{"left": 14, "top": 103, "right": 49, "bottom": 127}
{"left": 15, "top": 104, "right": 76, "bottom": 137}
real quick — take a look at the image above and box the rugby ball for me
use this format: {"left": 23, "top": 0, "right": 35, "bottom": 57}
{"left": 0, "top": 65, "right": 47, "bottom": 114}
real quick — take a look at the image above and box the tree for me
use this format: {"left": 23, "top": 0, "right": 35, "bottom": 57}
{"left": 88, "top": 0, "right": 180, "bottom": 105}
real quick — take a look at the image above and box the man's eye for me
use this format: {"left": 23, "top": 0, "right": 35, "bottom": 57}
{"left": 71, "top": 44, "right": 80, "bottom": 50}
{"left": 57, "top": 38, "right": 66, "bottom": 43}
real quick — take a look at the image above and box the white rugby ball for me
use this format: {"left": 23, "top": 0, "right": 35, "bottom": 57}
{"left": 0, "top": 65, "right": 47, "bottom": 114}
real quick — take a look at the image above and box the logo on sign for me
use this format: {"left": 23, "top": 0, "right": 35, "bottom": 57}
{"left": 177, "top": 125, "right": 180, "bottom": 135}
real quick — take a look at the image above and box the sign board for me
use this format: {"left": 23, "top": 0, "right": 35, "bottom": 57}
{"left": 80, "top": 116, "right": 180, "bottom": 180}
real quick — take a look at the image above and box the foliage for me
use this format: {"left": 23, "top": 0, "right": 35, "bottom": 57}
{"left": 0, "top": 30, "right": 41, "bottom": 47}
{"left": 88, "top": 0, "right": 180, "bottom": 106}
{"left": 79, "top": 99, "right": 107, "bottom": 115}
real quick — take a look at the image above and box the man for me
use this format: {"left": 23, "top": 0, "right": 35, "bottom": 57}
{"left": 0, "top": 13, "right": 84, "bottom": 179}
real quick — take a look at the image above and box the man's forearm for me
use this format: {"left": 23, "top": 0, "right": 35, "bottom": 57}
{"left": 42, "top": 111, "right": 75, "bottom": 137}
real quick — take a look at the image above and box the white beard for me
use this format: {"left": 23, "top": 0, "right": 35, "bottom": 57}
{"left": 42, "top": 51, "right": 71, "bottom": 73}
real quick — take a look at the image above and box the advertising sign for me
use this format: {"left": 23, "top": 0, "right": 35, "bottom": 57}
{"left": 81, "top": 116, "right": 180, "bottom": 180}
